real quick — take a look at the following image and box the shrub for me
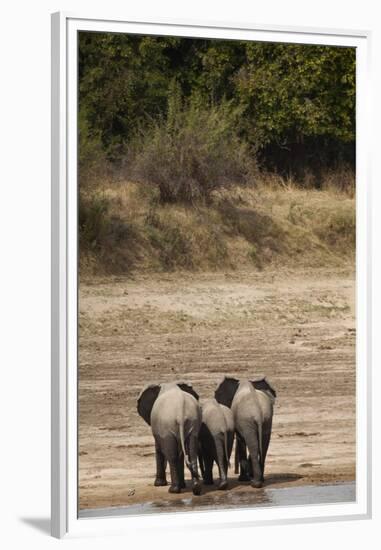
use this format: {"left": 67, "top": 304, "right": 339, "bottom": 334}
{"left": 144, "top": 207, "right": 228, "bottom": 271}
{"left": 79, "top": 194, "right": 111, "bottom": 250}
{"left": 314, "top": 207, "right": 355, "bottom": 249}
{"left": 78, "top": 110, "right": 116, "bottom": 192}
{"left": 321, "top": 165, "right": 355, "bottom": 197}
{"left": 79, "top": 191, "right": 140, "bottom": 275}
{"left": 145, "top": 210, "right": 193, "bottom": 269}
{"left": 128, "top": 97, "right": 257, "bottom": 204}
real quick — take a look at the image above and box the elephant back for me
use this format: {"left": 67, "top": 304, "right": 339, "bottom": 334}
{"left": 220, "top": 404, "right": 234, "bottom": 433}
{"left": 202, "top": 399, "right": 230, "bottom": 436}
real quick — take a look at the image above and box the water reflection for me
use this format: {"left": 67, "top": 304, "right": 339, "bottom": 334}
{"left": 152, "top": 489, "right": 272, "bottom": 510}
{"left": 79, "top": 481, "right": 356, "bottom": 519}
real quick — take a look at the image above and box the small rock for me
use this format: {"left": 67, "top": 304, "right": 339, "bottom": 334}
{"left": 128, "top": 489, "right": 135, "bottom": 496}
{"left": 319, "top": 344, "right": 333, "bottom": 350}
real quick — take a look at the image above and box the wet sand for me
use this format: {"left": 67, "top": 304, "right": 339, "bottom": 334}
{"left": 79, "top": 481, "right": 356, "bottom": 517}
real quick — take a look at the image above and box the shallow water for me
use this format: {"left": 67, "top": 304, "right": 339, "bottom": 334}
{"left": 79, "top": 481, "right": 355, "bottom": 519}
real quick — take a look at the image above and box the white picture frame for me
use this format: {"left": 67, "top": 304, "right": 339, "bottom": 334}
{"left": 51, "top": 11, "right": 372, "bottom": 539}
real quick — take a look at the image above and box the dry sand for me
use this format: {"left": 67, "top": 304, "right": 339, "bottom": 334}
{"left": 78, "top": 267, "right": 355, "bottom": 510}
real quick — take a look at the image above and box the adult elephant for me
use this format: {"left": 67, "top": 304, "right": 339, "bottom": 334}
{"left": 137, "top": 381, "right": 202, "bottom": 495}
{"left": 198, "top": 399, "right": 234, "bottom": 490}
{"left": 215, "top": 376, "right": 276, "bottom": 488}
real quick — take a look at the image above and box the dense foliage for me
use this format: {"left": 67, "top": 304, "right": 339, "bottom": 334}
{"left": 79, "top": 32, "right": 355, "bottom": 184}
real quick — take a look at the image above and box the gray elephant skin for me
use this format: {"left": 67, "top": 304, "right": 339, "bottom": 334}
{"left": 198, "top": 398, "right": 234, "bottom": 490}
{"left": 137, "top": 381, "right": 202, "bottom": 495}
{"left": 215, "top": 376, "right": 276, "bottom": 488}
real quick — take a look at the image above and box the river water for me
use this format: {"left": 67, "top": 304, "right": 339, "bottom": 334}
{"left": 79, "top": 481, "right": 355, "bottom": 519}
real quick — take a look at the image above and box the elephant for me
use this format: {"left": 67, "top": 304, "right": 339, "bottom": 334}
{"left": 198, "top": 398, "right": 234, "bottom": 490}
{"left": 137, "top": 381, "right": 202, "bottom": 495}
{"left": 215, "top": 376, "right": 276, "bottom": 488}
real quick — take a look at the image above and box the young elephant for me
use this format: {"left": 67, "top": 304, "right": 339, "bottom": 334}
{"left": 137, "top": 381, "right": 202, "bottom": 495}
{"left": 198, "top": 398, "right": 234, "bottom": 490}
{"left": 215, "top": 376, "right": 276, "bottom": 488}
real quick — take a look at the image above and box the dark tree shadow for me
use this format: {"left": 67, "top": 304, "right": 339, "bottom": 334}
{"left": 20, "top": 517, "right": 51, "bottom": 536}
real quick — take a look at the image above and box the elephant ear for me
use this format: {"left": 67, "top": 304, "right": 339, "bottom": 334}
{"left": 215, "top": 376, "right": 239, "bottom": 408}
{"left": 137, "top": 384, "right": 161, "bottom": 425}
{"left": 177, "top": 381, "right": 199, "bottom": 401}
{"left": 251, "top": 376, "right": 276, "bottom": 398}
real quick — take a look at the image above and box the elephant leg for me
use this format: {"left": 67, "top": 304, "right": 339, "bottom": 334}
{"left": 168, "top": 461, "right": 181, "bottom": 493}
{"left": 260, "top": 420, "right": 272, "bottom": 482}
{"left": 202, "top": 454, "right": 214, "bottom": 485}
{"left": 178, "top": 453, "right": 186, "bottom": 489}
{"left": 236, "top": 432, "right": 250, "bottom": 482}
{"left": 244, "top": 426, "right": 263, "bottom": 488}
{"left": 187, "top": 433, "right": 202, "bottom": 495}
{"left": 248, "top": 455, "right": 253, "bottom": 478}
{"left": 199, "top": 425, "right": 214, "bottom": 485}
{"left": 215, "top": 436, "right": 228, "bottom": 490}
{"left": 154, "top": 439, "right": 167, "bottom": 487}
{"left": 162, "top": 435, "right": 181, "bottom": 493}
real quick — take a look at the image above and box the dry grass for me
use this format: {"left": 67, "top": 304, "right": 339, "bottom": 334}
{"left": 79, "top": 173, "right": 355, "bottom": 277}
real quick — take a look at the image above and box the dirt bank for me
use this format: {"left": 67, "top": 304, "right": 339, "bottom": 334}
{"left": 78, "top": 267, "right": 355, "bottom": 510}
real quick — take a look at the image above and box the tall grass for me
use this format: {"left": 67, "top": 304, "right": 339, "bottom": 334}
{"left": 79, "top": 174, "right": 355, "bottom": 277}
{"left": 78, "top": 94, "right": 355, "bottom": 276}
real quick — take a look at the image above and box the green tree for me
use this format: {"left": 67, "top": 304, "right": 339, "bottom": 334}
{"left": 236, "top": 43, "right": 355, "bottom": 145}
{"left": 78, "top": 32, "right": 355, "bottom": 179}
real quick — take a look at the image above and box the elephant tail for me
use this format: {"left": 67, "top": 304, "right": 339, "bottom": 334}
{"left": 258, "top": 422, "right": 263, "bottom": 468}
{"left": 224, "top": 430, "right": 231, "bottom": 469}
{"left": 179, "top": 409, "right": 192, "bottom": 470}
{"left": 198, "top": 447, "right": 205, "bottom": 478}
{"left": 234, "top": 439, "right": 239, "bottom": 474}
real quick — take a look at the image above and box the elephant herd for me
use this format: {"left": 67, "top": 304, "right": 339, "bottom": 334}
{"left": 137, "top": 376, "right": 276, "bottom": 496}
